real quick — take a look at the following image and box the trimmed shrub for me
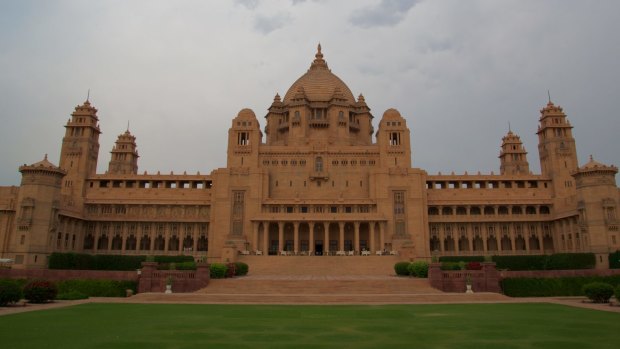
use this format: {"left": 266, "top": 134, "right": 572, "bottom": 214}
{"left": 492, "top": 253, "right": 595, "bottom": 271}
{"left": 0, "top": 280, "right": 22, "bottom": 306}
{"left": 49, "top": 253, "right": 195, "bottom": 271}
{"left": 408, "top": 261, "right": 429, "bottom": 278}
{"left": 394, "top": 262, "right": 411, "bottom": 276}
{"left": 615, "top": 285, "right": 620, "bottom": 303}
{"left": 609, "top": 251, "right": 620, "bottom": 269}
{"left": 440, "top": 262, "right": 462, "bottom": 271}
{"left": 23, "top": 280, "right": 57, "bottom": 303}
{"left": 439, "top": 256, "right": 485, "bottom": 263}
{"left": 56, "top": 279, "right": 137, "bottom": 297}
{"left": 466, "top": 261, "right": 482, "bottom": 270}
{"left": 56, "top": 291, "right": 88, "bottom": 300}
{"left": 234, "top": 262, "right": 249, "bottom": 276}
{"left": 210, "top": 263, "right": 228, "bottom": 279}
{"left": 582, "top": 282, "right": 614, "bottom": 303}
{"left": 501, "top": 275, "right": 620, "bottom": 297}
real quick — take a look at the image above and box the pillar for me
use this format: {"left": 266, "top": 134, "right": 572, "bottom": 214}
{"left": 379, "top": 222, "right": 385, "bottom": 252}
{"left": 370, "top": 222, "right": 376, "bottom": 252}
{"left": 293, "top": 221, "right": 299, "bottom": 254}
{"left": 252, "top": 222, "right": 259, "bottom": 251}
{"left": 262, "top": 222, "right": 268, "bottom": 254}
{"left": 354, "top": 221, "right": 360, "bottom": 253}
{"left": 278, "top": 221, "right": 284, "bottom": 253}
{"left": 323, "top": 222, "right": 329, "bottom": 254}
{"left": 309, "top": 222, "right": 315, "bottom": 255}
{"left": 338, "top": 222, "right": 345, "bottom": 252}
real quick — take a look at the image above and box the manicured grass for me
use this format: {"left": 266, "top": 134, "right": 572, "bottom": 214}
{"left": 1, "top": 303, "right": 619, "bottom": 348}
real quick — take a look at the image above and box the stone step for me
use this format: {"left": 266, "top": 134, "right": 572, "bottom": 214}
{"left": 237, "top": 255, "right": 401, "bottom": 276}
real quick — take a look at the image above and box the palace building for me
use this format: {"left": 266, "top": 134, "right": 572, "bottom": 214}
{"left": 0, "top": 45, "right": 618, "bottom": 269}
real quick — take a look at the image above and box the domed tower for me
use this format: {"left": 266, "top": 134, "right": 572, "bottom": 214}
{"left": 499, "top": 130, "right": 530, "bottom": 175}
{"left": 59, "top": 99, "right": 101, "bottom": 209}
{"left": 572, "top": 156, "right": 618, "bottom": 269}
{"left": 227, "top": 108, "right": 262, "bottom": 168}
{"left": 537, "top": 100, "right": 578, "bottom": 202}
{"left": 11, "top": 155, "right": 66, "bottom": 268}
{"left": 376, "top": 108, "right": 412, "bottom": 168}
{"left": 108, "top": 129, "right": 139, "bottom": 174}
{"left": 265, "top": 44, "right": 373, "bottom": 146}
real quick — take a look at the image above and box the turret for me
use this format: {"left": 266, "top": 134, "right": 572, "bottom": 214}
{"left": 11, "top": 155, "right": 66, "bottom": 268}
{"left": 536, "top": 100, "right": 578, "bottom": 210}
{"left": 499, "top": 130, "right": 529, "bottom": 175}
{"left": 376, "top": 108, "right": 412, "bottom": 168}
{"left": 227, "top": 109, "right": 262, "bottom": 168}
{"left": 59, "top": 99, "right": 101, "bottom": 209}
{"left": 572, "top": 156, "right": 618, "bottom": 268}
{"left": 108, "top": 129, "right": 139, "bottom": 174}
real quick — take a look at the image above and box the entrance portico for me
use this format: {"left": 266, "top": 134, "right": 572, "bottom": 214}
{"left": 252, "top": 219, "right": 386, "bottom": 255}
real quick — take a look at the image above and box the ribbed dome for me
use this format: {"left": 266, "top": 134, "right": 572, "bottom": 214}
{"left": 283, "top": 44, "right": 355, "bottom": 104}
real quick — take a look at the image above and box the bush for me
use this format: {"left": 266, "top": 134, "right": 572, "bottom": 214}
{"left": 56, "top": 279, "right": 137, "bottom": 297}
{"left": 0, "top": 280, "right": 22, "bottom": 306}
{"left": 234, "top": 262, "right": 249, "bottom": 276}
{"left": 56, "top": 291, "right": 88, "bottom": 300}
{"left": 210, "top": 263, "right": 228, "bottom": 279}
{"left": 408, "top": 261, "right": 429, "bottom": 278}
{"left": 615, "top": 285, "right": 620, "bottom": 303}
{"left": 582, "top": 282, "right": 614, "bottom": 303}
{"left": 394, "top": 262, "right": 411, "bottom": 276}
{"left": 466, "top": 262, "right": 482, "bottom": 270}
{"left": 23, "top": 280, "right": 57, "bottom": 303}
{"left": 501, "top": 275, "right": 620, "bottom": 297}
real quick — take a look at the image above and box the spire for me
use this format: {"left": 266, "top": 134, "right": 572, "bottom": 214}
{"left": 310, "top": 43, "right": 328, "bottom": 70}
{"left": 508, "top": 121, "right": 512, "bottom": 133}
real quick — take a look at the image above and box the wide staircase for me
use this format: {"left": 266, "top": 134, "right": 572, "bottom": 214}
{"left": 131, "top": 255, "right": 509, "bottom": 304}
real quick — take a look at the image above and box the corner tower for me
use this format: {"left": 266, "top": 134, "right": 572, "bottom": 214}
{"left": 108, "top": 129, "right": 139, "bottom": 174}
{"left": 499, "top": 130, "right": 529, "bottom": 175}
{"left": 59, "top": 100, "right": 101, "bottom": 209}
{"left": 572, "top": 156, "right": 618, "bottom": 268}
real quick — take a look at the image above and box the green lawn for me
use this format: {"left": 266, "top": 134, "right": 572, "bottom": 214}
{"left": 1, "top": 303, "right": 619, "bottom": 348}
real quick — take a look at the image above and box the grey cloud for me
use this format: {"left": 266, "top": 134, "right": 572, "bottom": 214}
{"left": 235, "top": 0, "right": 259, "bottom": 10}
{"left": 254, "top": 12, "right": 291, "bottom": 34}
{"left": 350, "top": 0, "right": 421, "bottom": 28}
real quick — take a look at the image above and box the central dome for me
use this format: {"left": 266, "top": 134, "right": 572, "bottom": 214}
{"left": 283, "top": 44, "right": 356, "bottom": 104}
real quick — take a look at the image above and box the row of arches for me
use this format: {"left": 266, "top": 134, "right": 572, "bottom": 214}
{"left": 428, "top": 205, "right": 550, "bottom": 216}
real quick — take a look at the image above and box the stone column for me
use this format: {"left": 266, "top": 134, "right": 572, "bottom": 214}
{"left": 262, "top": 222, "right": 269, "bottom": 255}
{"left": 309, "top": 222, "right": 315, "bottom": 255}
{"left": 323, "top": 222, "right": 329, "bottom": 254}
{"left": 467, "top": 224, "right": 473, "bottom": 252}
{"left": 338, "top": 222, "right": 345, "bottom": 252}
{"left": 379, "top": 222, "right": 385, "bottom": 252}
{"left": 278, "top": 221, "right": 284, "bottom": 253}
{"left": 370, "top": 222, "right": 376, "bottom": 252}
{"left": 293, "top": 221, "right": 300, "bottom": 254}
{"left": 354, "top": 221, "right": 360, "bottom": 253}
{"left": 192, "top": 223, "right": 199, "bottom": 253}
{"left": 252, "top": 221, "right": 259, "bottom": 251}
{"left": 164, "top": 223, "right": 170, "bottom": 252}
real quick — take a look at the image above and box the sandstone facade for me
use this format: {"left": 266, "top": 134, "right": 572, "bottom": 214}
{"left": 1, "top": 45, "right": 618, "bottom": 269}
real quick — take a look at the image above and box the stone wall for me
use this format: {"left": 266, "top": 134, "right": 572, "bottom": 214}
{"left": 137, "top": 262, "right": 210, "bottom": 293}
{"left": 429, "top": 262, "right": 501, "bottom": 293}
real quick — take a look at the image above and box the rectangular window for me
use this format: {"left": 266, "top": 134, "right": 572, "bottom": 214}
{"left": 330, "top": 206, "right": 338, "bottom": 213}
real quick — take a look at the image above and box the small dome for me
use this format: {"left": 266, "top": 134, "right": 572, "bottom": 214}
{"left": 237, "top": 108, "right": 257, "bottom": 119}
{"left": 283, "top": 45, "right": 355, "bottom": 104}
{"left": 382, "top": 108, "right": 402, "bottom": 119}
{"left": 580, "top": 155, "right": 609, "bottom": 170}
{"left": 30, "top": 154, "right": 58, "bottom": 169}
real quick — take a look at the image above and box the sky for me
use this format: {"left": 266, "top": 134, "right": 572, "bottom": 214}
{"left": 0, "top": 0, "right": 619, "bottom": 185}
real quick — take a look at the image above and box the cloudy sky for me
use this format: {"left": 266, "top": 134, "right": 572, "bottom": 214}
{"left": 1, "top": 0, "right": 619, "bottom": 185}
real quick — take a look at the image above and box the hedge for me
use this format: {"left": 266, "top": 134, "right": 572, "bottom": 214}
{"left": 493, "top": 253, "right": 595, "bottom": 271}
{"left": 56, "top": 279, "right": 137, "bottom": 297}
{"left": 210, "top": 263, "right": 228, "bottom": 279}
{"left": 234, "top": 262, "right": 249, "bottom": 276}
{"left": 439, "top": 256, "right": 485, "bottom": 263}
{"left": 609, "top": 250, "right": 620, "bottom": 269}
{"left": 394, "top": 262, "right": 410, "bottom": 276}
{"left": 501, "top": 275, "right": 620, "bottom": 297}
{"left": 48, "top": 253, "right": 194, "bottom": 271}
{"left": 0, "top": 279, "right": 22, "bottom": 306}
{"left": 23, "top": 280, "right": 57, "bottom": 303}
{"left": 582, "top": 282, "right": 614, "bottom": 303}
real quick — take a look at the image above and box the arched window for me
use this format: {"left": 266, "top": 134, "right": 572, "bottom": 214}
{"left": 315, "top": 157, "right": 323, "bottom": 172}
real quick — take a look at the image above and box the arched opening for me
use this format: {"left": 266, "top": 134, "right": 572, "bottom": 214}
{"left": 111, "top": 235, "right": 122, "bottom": 250}
{"left": 125, "top": 235, "right": 137, "bottom": 250}
{"left": 140, "top": 235, "right": 151, "bottom": 250}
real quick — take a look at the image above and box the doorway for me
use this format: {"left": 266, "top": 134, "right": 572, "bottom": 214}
{"left": 315, "top": 240, "right": 323, "bottom": 256}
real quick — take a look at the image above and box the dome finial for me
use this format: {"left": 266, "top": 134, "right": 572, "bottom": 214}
{"left": 44, "top": 153, "right": 48, "bottom": 161}
{"left": 310, "top": 43, "right": 328, "bottom": 69}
